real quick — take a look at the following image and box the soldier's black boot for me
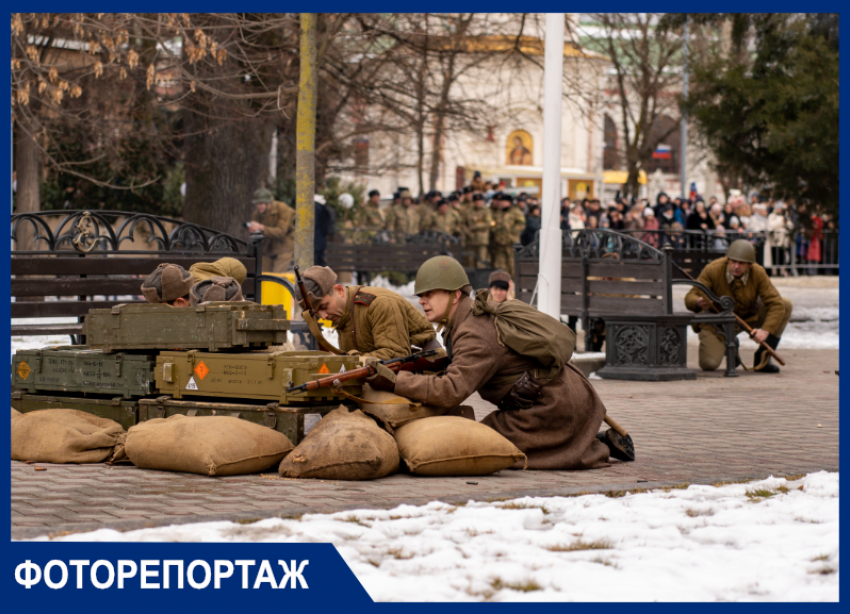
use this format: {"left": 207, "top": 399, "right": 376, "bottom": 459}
{"left": 753, "top": 333, "right": 781, "bottom": 373}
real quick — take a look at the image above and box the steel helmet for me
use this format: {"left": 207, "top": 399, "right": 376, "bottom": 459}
{"left": 725, "top": 239, "right": 756, "bottom": 264}
{"left": 414, "top": 256, "right": 469, "bottom": 296}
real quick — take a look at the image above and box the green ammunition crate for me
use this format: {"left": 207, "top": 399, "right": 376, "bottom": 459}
{"left": 84, "top": 302, "right": 290, "bottom": 353}
{"left": 155, "top": 350, "right": 363, "bottom": 405}
{"left": 12, "top": 346, "right": 157, "bottom": 398}
{"left": 11, "top": 391, "right": 139, "bottom": 430}
{"left": 138, "top": 396, "right": 340, "bottom": 446}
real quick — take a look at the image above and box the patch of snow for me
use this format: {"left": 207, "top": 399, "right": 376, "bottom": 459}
{"left": 32, "top": 472, "right": 839, "bottom": 602}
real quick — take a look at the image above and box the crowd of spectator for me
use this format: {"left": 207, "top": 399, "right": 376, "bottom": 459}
{"left": 557, "top": 191, "right": 837, "bottom": 276}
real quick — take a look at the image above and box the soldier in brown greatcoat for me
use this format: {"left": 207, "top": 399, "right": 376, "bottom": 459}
{"left": 462, "top": 193, "right": 492, "bottom": 268}
{"left": 366, "top": 257, "right": 612, "bottom": 470}
{"left": 384, "top": 189, "right": 421, "bottom": 235}
{"left": 490, "top": 192, "right": 526, "bottom": 278}
{"left": 296, "top": 265, "right": 438, "bottom": 361}
{"left": 247, "top": 188, "right": 296, "bottom": 273}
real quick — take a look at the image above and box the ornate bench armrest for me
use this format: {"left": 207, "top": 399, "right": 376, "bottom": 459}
{"left": 671, "top": 279, "right": 735, "bottom": 315}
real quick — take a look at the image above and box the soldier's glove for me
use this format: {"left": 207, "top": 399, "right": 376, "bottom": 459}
{"left": 358, "top": 355, "right": 379, "bottom": 368}
{"left": 366, "top": 362, "right": 397, "bottom": 392}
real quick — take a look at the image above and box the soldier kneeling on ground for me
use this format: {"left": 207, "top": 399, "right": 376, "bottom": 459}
{"left": 685, "top": 239, "right": 792, "bottom": 373}
{"left": 366, "top": 256, "right": 622, "bottom": 469}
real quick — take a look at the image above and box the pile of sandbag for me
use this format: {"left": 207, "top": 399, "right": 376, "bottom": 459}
{"left": 12, "top": 399, "right": 527, "bottom": 481}
{"left": 11, "top": 409, "right": 127, "bottom": 464}
{"left": 125, "top": 414, "right": 293, "bottom": 476}
{"left": 278, "top": 402, "right": 525, "bottom": 480}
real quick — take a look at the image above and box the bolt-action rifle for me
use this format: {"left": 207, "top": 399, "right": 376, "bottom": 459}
{"left": 287, "top": 348, "right": 449, "bottom": 393}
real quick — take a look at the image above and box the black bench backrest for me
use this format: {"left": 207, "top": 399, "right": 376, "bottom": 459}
{"left": 11, "top": 211, "right": 263, "bottom": 334}
{"left": 325, "top": 229, "right": 461, "bottom": 274}
{"left": 515, "top": 230, "right": 673, "bottom": 317}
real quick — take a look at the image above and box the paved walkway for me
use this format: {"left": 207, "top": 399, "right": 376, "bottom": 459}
{"left": 12, "top": 347, "right": 838, "bottom": 540}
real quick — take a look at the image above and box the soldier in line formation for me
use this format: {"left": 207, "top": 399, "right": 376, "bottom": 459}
{"left": 353, "top": 185, "right": 535, "bottom": 279}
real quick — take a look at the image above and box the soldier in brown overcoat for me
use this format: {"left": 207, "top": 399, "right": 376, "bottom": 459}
{"left": 247, "top": 188, "right": 296, "bottom": 273}
{"left": 367, "top": 256, "right": 611, "bottom": 470}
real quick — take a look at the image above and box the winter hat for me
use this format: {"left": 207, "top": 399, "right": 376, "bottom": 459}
{"left": 141, "top": 264, "right": 194, "bottom": 303}
{"left": 190, "top": 276, "right": 244, "bottom": 306}
{"left": 296, "top": 265, "right": 338, "bottom": 310}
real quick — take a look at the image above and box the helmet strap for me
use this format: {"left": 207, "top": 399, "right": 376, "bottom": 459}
{"left": 436, "top": 291, "right": 458, "bottom": 335}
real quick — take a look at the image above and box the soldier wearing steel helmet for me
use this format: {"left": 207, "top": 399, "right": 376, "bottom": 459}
{"left": 366, "top": 256, "right": 612, "bottom": 471}
{"left": 685, "top": 239, "right": 793, "bottom": 373}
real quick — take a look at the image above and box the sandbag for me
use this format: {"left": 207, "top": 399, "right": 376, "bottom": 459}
{"left": 356, "top": 384, "right": 449, "bottom": 428}
{"left": 394, "top": 416, "right": 526, "bottom": 476}
{"left": 279, "top": 407, "right": 399, "bottom": 480}
{"left": 125, "top": 414, "right": 293, "bottom": 476}
{"left": 11, "top": 409, "right": 126, "bottom": 464}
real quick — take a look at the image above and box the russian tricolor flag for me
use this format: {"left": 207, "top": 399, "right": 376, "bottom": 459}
{"left": 653, "top": 144, "right": 672, "bottom": 159}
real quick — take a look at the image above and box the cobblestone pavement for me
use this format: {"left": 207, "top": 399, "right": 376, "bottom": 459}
{"left": 12, "top": 347, "right": 838, "bottom": 540}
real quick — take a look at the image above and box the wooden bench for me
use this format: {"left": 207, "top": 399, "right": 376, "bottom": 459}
{"left": 11, "top": 210, "right": 300, "bottom": 343}
{"left": 515, "top": 229, "right": 738, "bottom": 380}
{"left": 325, "top": 229, "right": 462, "bottom": 283}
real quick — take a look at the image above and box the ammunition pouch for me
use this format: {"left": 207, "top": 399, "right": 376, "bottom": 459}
{"left": 497, "top": 371, "right": 545, "bottom": 412}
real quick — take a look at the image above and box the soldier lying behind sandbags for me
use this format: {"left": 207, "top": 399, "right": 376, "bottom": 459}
{"left": 140, "top": 258, "right": 247, "bottom": 306}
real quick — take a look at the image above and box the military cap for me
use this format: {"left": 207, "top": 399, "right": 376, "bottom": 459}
{"left": 448, "top": 193, "right": 460, "bottom": 202}
{"left": 190, "top": 276, "right": 244, "bottom": 306}
{"left": 368, "top": 189, "right": 380, "bottom": 198}
{"left": 437, "top": 199, "right": 449, "bottom": 208}
{"left": 399, "top": 189, "right": 413, "bottom": 200}
{"left": 296, "top": 265, "right": 338, "bottom": 309}
{"left": 462, "top": 186, "right": 473, "bottom": 194}
{"left": 472, "top": 193, "right": 484, "bottom": 202}
{"left": 501, "top": 193, "right": 514, "bottom": 203}
{"left": 141, "top": 263, "right": 194, "bottom": 303}
{"left": 252, "top": 188, "right": 274, "bottom": 205}
{"left": 488, "top": 269, "right": 512, "bottom": 286}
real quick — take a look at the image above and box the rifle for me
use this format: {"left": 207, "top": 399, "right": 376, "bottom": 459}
{"left": 293, "top": 264, "right": 343, "bottom": 355}
{"left": 674, "top": 263, "right": 786, "bottom": 366}
{"left": 287, "top": 348, "right": 449, "bottom": 393}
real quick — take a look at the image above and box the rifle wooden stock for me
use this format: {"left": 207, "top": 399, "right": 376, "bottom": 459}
{"left": 287, "top": 350, "right": 449, "bottom": 393}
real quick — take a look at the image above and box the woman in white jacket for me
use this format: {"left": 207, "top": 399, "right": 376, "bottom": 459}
{"left": 768, "top": 202, "right": 793, "bottom": 275}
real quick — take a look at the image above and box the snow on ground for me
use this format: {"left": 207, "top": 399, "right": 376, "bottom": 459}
{"left": 31, "top": 472, "right": 839, "bottom": 602}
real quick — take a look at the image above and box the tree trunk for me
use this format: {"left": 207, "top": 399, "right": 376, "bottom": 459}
{"left": 13, "top": 115, "right": 42, "bottom": 250}
{"left": 183, "top": 106, "right": 273, "bottom": 238}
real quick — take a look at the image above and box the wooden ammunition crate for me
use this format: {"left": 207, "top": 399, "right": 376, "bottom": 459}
{"left": 138, "top": 396, "right": 341, "bottom": 445}
{"left": 12, "top": 346, "right": 157, "bottom": 399}
{"left": 84, "top": 302, "right": 290, "bottom": 352}
{"left": 11, "top": 391, "right": 139, "bottom": 430}
{"left": 155, "top": 350, "right": 363, "bottom": 405}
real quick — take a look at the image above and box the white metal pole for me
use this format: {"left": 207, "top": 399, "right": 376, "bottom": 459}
{"left": 538, "top": 13, "right": 564, "bottom": 320}
{"left": 680, "top": 16, "right": 689, "bottom": 199}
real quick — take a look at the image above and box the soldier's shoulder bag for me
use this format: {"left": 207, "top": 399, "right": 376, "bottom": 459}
{"left": 470, "top": 289, "right": 576, "bottom": 373}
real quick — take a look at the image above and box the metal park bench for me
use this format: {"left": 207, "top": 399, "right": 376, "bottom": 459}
{"left": 515, "top": 229, "right": 739, "bottom": 380}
